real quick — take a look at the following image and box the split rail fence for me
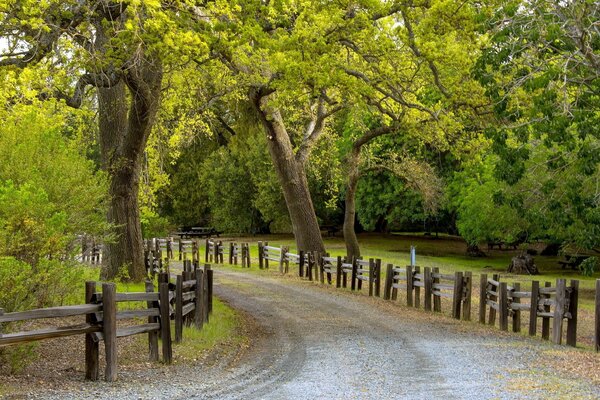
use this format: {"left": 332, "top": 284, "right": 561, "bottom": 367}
{"left": 0, "top": 266, "right": 214, "bottom": 382}
{"left": 145, "top": 237, "right": 600, "bottom": 352}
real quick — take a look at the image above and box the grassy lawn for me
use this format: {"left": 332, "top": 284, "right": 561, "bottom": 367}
{"left": 208, "top": 232, "right": 599, "bottom": 350}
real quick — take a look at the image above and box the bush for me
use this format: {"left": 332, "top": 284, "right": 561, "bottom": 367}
{"left": 579, "top": 257, "right": 598, "bottom": 277}
{"left": 0, "top": 257, "right": 88, "bottom": 373}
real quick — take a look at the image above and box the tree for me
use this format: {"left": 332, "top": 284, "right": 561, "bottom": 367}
{"left": 334, "top": 1, "right": 488, "bottom": 259}
{"left": 475, "top": 0, "right": 600, "bottom": 251}
{"left": 0, "top": 1, "right": 201, "bottom": 280}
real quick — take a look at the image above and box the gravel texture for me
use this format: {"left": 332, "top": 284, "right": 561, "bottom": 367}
{"left": 10, "top": 269, "right": 600, "bottom": 399}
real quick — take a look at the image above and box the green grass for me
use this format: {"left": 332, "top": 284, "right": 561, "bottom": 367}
{"left": 169, "top": 298, "right": 243, "bottom": 362}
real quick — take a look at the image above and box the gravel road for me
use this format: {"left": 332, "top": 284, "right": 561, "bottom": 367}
{"left": 35, "top": 269, "right": 600, "bottom": 400}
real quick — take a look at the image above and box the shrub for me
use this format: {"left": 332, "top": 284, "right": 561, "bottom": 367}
{"left": 579, "top": 257, "right": 598, "bottom": 277}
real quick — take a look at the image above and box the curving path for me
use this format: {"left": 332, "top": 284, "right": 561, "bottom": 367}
{"left": 41, "top": 269, "right": 599, "bottom": 400}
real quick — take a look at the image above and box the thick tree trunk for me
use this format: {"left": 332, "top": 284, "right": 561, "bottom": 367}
{"left": 343, "top": 149, "right": 361, "bottom": 260}
{"left": 250, "top": 90, "right": 325, "bottom": 253}
{"left": 97, "top": 52, "right": 163, "bottom": 281}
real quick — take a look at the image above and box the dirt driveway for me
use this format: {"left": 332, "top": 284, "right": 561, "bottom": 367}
{"left": 25, "top": 269, "right": 600, "bottom": 399}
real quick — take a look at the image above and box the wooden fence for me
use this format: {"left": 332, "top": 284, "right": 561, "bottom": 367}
{"left": 0, "top": 267, "right": 214, "bottom": 382}
{"left": 479, "top": 275, "right": 578, "bottom": 346}
{"left": 229, "top": 242, "right": 251, "bottom": 267}
{"left": 383, "top": 265, "right": 471, "bottom": 319}
{"left": 139, "top": 238, "right": 600, "bottom": 351}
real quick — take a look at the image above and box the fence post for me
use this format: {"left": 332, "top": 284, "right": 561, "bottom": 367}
{"left": 566, "top": 280, "right": 579, "bottom": 347}
{"left": 552, "top": 279, "right": 566, "bottom": 345}
{"left": 512, "top": 283, "right": 521, "bottom": 333}
{"left": 479, "top": 273, "right": 487, "bottom": 323}
{"left": 463, "top": 271, "right": 472, "bottom": 321}
{"left": 145, "top": 281, "right": 159, "bottom": 362}
{"left": 207, "top": 268, "right": 213, "bottom": 314}
{"left": 498, "top": 282, "right": 508, "bottom": 331}
{"left": 452, "top": 271, "right": 463, "bottom": 320}
{"left": 406, "top": 266, "right": 413, "bottom": 307}
{"left": 175, "top": 275, "right": 183, "bottom": 343}
{"left": 159, "top": 282, "right": 172, "bottom": 364}
{"left": 203, "top": 265, "right": 210, "bottom": 323}
{"left": 279, "top": 246, "right": 286, "bottom": 274}
{"left": 424, "top": 267, "right": 432, "bottom": 311}
{"left": 350, "top": 257, "right": 357, "bottom": 291}
{"left": 489, "top": 274, "right": 499, "bottom": 326}
{"left": 384, "top": 264, "right": 393, "bottom": 300}
{"left": 392, "top": 264, "right": 399, "bottom": 301}
{"left": 319, "top": 254, "right": 325, "bottom": 284}
{"left": 542, "top": 281, "right": 551, "bottom": 340}
{"left": 595, "top": 280, "right": 600, "bottom": 352}
{"left": 205, "top": 239, "right": 209, "bottom": 263}
{"left": 178, "top": 239, "right": 183, "bottom": 261}
{"left": 102, "top": 282, "right": 117, "bottom": 382}
{"left": 432, "top": 267, "right": 440, "bottom": 311}
{"left": 307, "top": 252, "right": 313, "bottom": 281}
{"left": 529, "top": 280, "right": 540, "bottom": 337}
{"left": 333, "top": 256, "right": 340, "bottom": 288}
{"left": 258, "top": 241, "right": 264, "bottom": 269}
{"left": 85, "top": 281, "right": 99, "bottom": 380}
{"left": 374, "top": 259, "right": 381, "bottom": 297}
{"left": 195, "top": 269, "right": 204, "bottom": 330}
{"left": 413, "top": 266, "right": 421, "bottom": 308}
{"left": 229, "top": 243, "right": 234, "bottom": 265}
{"left": 299, "top": 250, "right": 305, "bottom": 277}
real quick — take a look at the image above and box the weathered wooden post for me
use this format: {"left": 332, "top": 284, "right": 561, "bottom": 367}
{"left": 424, "top": 267, "right": 432, "bottom": 311}
{"left": 384, "top": 264, "right": 393, "bottom": 300}
{"left": 512, "top": 283, "right": 521, "bottom": 333}
{"left": 479, "top": 273, "right": 487, "bottom": 323}
{"left": 319, "top": 254, "right": 325, "bottom": 284}
{"left": 264, "top": 242, "right": 270, "bottom": 269}
{"left": 159, "top": 282, "right": 172, "bottom": 364}
{"left": 299, "top": 250, "right": 305, "bottom": 277}
{"left": 498, "top": 282, "right": 508, "bottom": 331}
{"left": 595, "top": 279, "right": 600, "bottom": 352}
{"left": 463, "top": 272, "right": 472, "bottom": 321}
{"left": 203, "top": 265, "right": 210, "bottom": 323}
{"left": 195, "top": 269, "right": 204, "bottom": 330}
{"left": 391, "top": 264, "right": 399, "bottom": 301}
{"left": 374, "top": 259, "right": 381, "bottom": 297}
{"left": 413, "top": 266, "right": 421, "bottom": 308}
{"left": 336, "top": 256, "right": 342, "bottom": 288}
{"left": 85, "top": 281, "right": 99, "bottom": 380}
{"left": 258, "top": 241, "right": 264, "bottom": 269}
{"left": 218, "top": 241, "right": 224, "bottom": 264}
{"left": 488, "top": 274, "right": 499, "bottom": 326}
{"left": 279, "top": 246, "right": 287, "bottom": 274}
{"left": 102, "top": 282, "right": 117, "bottom": 382}
{"left": 542, "top": 281, "right": 551, "bottom": 340}
{"left": 552, "top": 278, "right": 566, "bottom": 345}
{"left": 175, "top": 275, "right": 183, "bottom": 343}
{"left": 529, "top": 280, "right": 540, "bottom": 337}
{"left": 178, "top": 239, "right": 183, "bottom": 261}
{"left": 452, "top": 271, "right": 464, "bottom": 320}
{"left": 205, "top": 239, "right": 210, "bottom": 263}
{"left": 145, "top": 281, "right": 159, "bottom": 362}
{"left": 207, "top": 267, "right": 213, "bottom": 314}
{"left": 406, "top": 266, "right": 414, "bottom": 307}
{"left": 350, "top": 257, "right": 357, "bottom": 291}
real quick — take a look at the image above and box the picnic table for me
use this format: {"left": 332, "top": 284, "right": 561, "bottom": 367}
{"left": 175, "top": 226, "right": 220, "bottom": 239}
{"left": 558, "top": 255, "right": 589, "bottom": 270}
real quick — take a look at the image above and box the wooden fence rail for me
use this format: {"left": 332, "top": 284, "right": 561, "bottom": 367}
{"left": 384, "top": 265, "right": 471, "bottom": 319}
{"left": 479, "top": 275, "right": 578, "bottom": 346}
{"left": 0, "top": 266, "right": 215, "bottom": 382}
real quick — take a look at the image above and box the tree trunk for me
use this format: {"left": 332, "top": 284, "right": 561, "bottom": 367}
{"left": 97, "top": 51, "right": 163, "bottom": 281}
{"left": 250, "top": 90, "right": 325, "bottom": 253}
{"left": 343, "top": 149, "right": 361, "bottom": 260}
